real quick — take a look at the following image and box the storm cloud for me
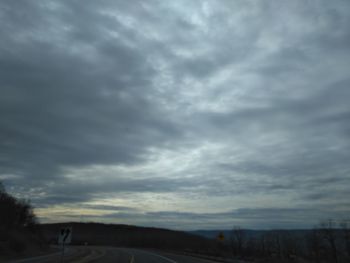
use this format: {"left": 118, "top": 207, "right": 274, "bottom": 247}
{"left": 1, "top": 0, "right": 350, "bottom": 230}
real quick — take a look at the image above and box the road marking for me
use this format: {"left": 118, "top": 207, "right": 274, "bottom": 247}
{"left": 170, "top": 252, "right": 223, "bottom": 263}
{"left": 118, "top": 248, "right": 135, "bottom": 263}
{"left": 138, "top": 251, "right": 177, "bottom": 263}
{"left": 72, "top": 247, "right": 106, "bottom": 263}
{"left": 8, "top": 251, "right": 62, "bottom": 263}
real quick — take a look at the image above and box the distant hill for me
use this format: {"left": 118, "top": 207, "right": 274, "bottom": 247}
{"left": 40, "top": 222, "right": 216, "bottom": 250}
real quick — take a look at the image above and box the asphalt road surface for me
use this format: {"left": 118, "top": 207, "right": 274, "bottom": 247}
{"left": 7, "top": 246, "right": 230, "bottom": 263}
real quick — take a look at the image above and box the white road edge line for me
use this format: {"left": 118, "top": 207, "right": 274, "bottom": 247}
{"left": 118, "top": 249, "right": 135, "bottom": 263}
{"left": 139, "top": 251, "right": 177, "bottom": 263}
{"left": 8, "top": 251, "right": 62, "bottom": 263}
{"left": 72, "top": 248, "right": 106, "bottom": 263}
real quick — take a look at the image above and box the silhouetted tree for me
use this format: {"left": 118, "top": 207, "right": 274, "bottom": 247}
{"left": 306, "top": 228, "right": 323, "bottom": 263}
{"left": 267, "top": 231, "right": 283, "bottom": 258}
{"left": 340, "top": 220, "right": 350, "bottom": 259}
{"left": 319, "top": 219, "right": 338, "bottom": 263}
{"left": 0, "top": 181, "right": 36, "bottom": 229}
{"left": 230, "top": 226, "right": 247, "bottom": 257}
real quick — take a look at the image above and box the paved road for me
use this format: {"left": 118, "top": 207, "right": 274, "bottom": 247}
{"left": 6, "top": 246, "right": 225, "bottom": 263}
{"left": 7, "top": 246, "right": 106, "bottom": 263}
{"left": 117, "top": 248, "right": 228, "bottom": 263}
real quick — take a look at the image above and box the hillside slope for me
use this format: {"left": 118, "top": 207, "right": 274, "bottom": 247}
{"left": 41, "top": 222, "right": 216, "bottom": 250}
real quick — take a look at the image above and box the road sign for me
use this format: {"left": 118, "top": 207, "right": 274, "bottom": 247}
{"left": 217, "top": 232, "right": 225, "bottom": 241}
{"left": 58, "top": 227, "right": 72, "bottom": 245}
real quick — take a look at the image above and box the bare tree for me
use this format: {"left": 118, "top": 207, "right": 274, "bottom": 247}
{"left": 340, "top": 220, "right": 350, "bottom": 259}
{"left": 306, "top": 228, "right": 323, "bottom": 263}
{"left": 259, "top": 233, "right": 268, "bottom": 257}
{"left": 230, "top": 226, "right": 247, "bottom": 257}
{"left": 280, "top": 231, "right": 299, "bottom": 259}
{"left": 266, "top": 231, "right": 283, "bottom": 259}
{"left": 0, "top": 182, "right": 37, "bottom": 229}
{"left": 319, "top": 219, "right": 338, "bottom": 263}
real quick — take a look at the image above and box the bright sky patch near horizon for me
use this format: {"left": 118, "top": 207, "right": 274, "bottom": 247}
{"left": 0, "top": 0, "right": 349, "bottom": 230}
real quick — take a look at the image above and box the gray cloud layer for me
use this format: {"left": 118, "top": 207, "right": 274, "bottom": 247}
{"left": 1, "top": 0, "right": 350, "bottom": 229}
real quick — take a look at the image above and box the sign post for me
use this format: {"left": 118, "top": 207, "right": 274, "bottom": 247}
{"left": 58, "top": 227, "right": 72, "bottom": 263}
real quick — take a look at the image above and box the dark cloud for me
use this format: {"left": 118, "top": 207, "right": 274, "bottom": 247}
{"left": 1, "top": 0, "right": 350, "bottom": 229}
{"left": 27, "top": 176, "right": 198, "bottom": 208}
{"left": 83, "top": 205, "right": 139, "bottom": 212}
{"left": 55, "top": 206, "right": 350, "bottom": 230}
{"left": 0, "top": 0, "right": 183, "bottom": 183}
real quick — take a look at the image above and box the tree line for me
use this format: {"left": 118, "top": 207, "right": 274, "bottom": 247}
{"left": 0, "top": 181, "right": 36, "bottom": 229}
{"left": 226, "top": 220, "right": 350, "bottom": 263}
{"left": 0, "top": 181, "right": 43, "bottom": 256}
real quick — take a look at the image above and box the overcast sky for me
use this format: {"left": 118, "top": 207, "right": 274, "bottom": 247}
{"left": 1, "top": 0, "right": 350, "bottom": 230}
